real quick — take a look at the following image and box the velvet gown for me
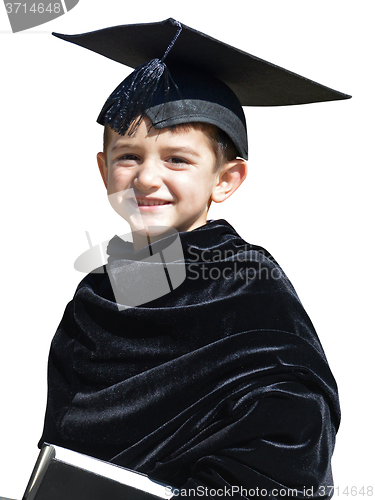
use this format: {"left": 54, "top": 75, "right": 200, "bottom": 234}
{"left": 39, "top": 219, "right": 339, "bottom": 498}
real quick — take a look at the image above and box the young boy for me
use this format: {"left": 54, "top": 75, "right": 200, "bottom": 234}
{"left": 39, "top": 19, "right": 350, "bottom": 498}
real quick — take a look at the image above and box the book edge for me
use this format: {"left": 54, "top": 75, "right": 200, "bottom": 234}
{"left": 22, "top": 445, "right": 55, "bottom": 500}
{"left": 51, "top": 445, "right": 176, "bottom": 499}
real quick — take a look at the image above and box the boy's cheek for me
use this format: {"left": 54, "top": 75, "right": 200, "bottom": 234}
{"left": 107, "top": 170, "right": 131, "bottom": 193}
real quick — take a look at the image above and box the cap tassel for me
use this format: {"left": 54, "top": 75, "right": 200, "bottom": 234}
{"left": 98, "top": 21, "right": 182, "bottom": 136}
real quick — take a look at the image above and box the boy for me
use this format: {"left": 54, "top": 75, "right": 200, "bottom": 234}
{"left": 39, "top": 18, "right": 350, "bottom": 498}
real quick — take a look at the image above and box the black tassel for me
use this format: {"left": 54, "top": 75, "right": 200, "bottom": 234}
{"left": 98, "top": 21, "right": 182, "bottom": 136}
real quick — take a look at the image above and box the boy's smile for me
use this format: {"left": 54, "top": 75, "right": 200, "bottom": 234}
{"left": 98, "top": 119, "right": 221, "bottom": 239}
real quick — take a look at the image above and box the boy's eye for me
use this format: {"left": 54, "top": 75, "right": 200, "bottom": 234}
{"left": 167, "top": 157, "right": 189, "bottom": 167}
{"left": 115, "top": 154, "right": 139, "bottom": 163}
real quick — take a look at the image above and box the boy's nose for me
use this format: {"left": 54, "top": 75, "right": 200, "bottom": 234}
{"left": 133, "top": 160, "right": 162, "bottom": 191}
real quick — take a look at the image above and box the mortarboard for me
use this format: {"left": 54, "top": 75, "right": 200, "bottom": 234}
{"left": 53, "top": 18, "right": 351, "bottom": 160}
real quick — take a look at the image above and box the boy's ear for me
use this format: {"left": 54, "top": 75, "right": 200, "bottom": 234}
{"left": 97, "top": 152, "right": 108, "bottom": 189}
{"left": 211, "top": 158, "right": 247, "bottom": 204}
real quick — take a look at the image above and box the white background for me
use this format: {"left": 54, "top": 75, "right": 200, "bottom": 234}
{"left": 0, "top": 1, "right": 373, "bottom": 498}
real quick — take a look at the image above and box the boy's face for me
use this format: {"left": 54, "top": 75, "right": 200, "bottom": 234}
{"left": 98, "top": 119, "right": 222, "bottom": 236}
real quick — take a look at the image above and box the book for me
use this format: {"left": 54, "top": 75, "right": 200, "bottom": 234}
{"left": 22, "top": 443, "right": 178, "bottom": 500}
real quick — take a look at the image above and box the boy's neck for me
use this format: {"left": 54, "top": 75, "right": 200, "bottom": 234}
{"left": 131, "top": 220, "right": 210, "bottom": 251}
{"left": 132, "top": 231, "right": 154, "bottom": 251}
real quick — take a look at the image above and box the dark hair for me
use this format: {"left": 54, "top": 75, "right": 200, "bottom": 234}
{"left": 103, "top": 122, "right": 239, "bottom": 172}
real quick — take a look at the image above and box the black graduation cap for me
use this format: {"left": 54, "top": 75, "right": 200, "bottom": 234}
{"left": 53, "top": 18, "right": 351, "bottom": 160}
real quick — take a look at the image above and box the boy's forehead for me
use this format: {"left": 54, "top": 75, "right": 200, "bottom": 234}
{"left": 105, "top": 120, "right": 214, "bottom": 152}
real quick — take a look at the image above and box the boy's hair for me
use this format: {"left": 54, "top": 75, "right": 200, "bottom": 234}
{"left": 103, "top": 122, "right": 239, "bottom": 172}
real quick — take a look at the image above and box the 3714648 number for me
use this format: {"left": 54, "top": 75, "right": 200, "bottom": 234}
{"left": 5, "top": 3, "right": 61, "bottom": 14}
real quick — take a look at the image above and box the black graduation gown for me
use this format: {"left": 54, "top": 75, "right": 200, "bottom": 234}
{"left": 39, "top": 219, "right": 340, "bottom": 498}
